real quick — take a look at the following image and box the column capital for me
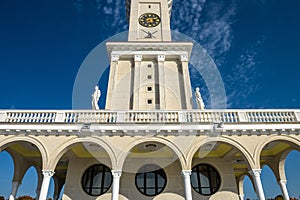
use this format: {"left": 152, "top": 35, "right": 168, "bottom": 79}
{"left": 277, "top": 179, "right": 287, "bottom": 184}
{"left": 180, "top": 54, "right": 189, "bottom": 62}
{"left": 249, "top": 169, "right": 261, "bottom": 177}
{"left": 42, "top": 170, "right": 55, "bottom": 178}
{"left": 181, "top": 170, "right": 192, "bottom": 177}
{"left": 111, "top": 170, "right": 122, "bottom": 178}
{"left": 111, "top": 54, "right": 120, "bottom": 62}
{"left": 134, "top": 54, "right": 142, "bottom": 62}
{"left": 157, "top": 54, "right": 166, "bottom": 62}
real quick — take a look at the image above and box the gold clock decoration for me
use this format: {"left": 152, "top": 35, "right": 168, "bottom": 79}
{"left": 138, "top": 13, "right": 161, "bottom": 27}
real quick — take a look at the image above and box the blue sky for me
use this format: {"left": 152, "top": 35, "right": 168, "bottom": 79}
{"left": 0, "top": 0, "right": 300, "bottom": 199}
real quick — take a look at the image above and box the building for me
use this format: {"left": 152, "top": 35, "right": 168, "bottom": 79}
{"left": 0, "top": 0, "right": 300, "bottom": 200}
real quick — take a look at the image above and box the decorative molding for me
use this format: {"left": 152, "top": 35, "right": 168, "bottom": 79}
{"left": 42, "top": 170, "right": 55, "bottom": 178}
{"left": 181, "top": 170, "right": 192, "bottom": 177}
{"left": 157, "top": 54, "right": 165, "bottom": 62}
{"left": 111, "top": 54, "right": 120, "bottom": 62}
{"left": 180, "top": 54, "right": 189, "bottom": 62}
{"left": 249, "top": 169, "right": 261, "bottom": 177}
{"left": 111, "top": 170, "right": 122, "bottom": 178}
{"left": 134, "top": 54, "right": 142, "bottom": 62}
{"left": 277, "top": 179, "right": 287, "bottom": 185}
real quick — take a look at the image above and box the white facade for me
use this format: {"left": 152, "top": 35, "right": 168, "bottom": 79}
{"left": 0, "top": 0, "right": 300, "bottom": 200}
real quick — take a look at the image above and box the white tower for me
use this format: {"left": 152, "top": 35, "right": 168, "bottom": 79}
{"left": 106, "top": 0, "right": 193, "bottom": 110}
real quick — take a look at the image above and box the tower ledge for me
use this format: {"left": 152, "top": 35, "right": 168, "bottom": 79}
{"left": 106, "top": 42, "right": 193, "bottom": 59}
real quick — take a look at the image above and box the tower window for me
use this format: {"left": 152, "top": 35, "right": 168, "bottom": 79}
{"left": 149, "top": 5, "right": 151, "bottom": 8}
{"left": 147, "top": 86, "right": 152, "bottom": 92}
{"left": 147, "top": 75, "right": 152, "bottom": 79}
{"left": 147, "top": 64, "right": 152, "bottom": 68}
{"left": 147, "top": 99, "right": 153, "bottom": 104}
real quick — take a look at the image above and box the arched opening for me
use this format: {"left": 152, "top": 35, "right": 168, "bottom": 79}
{"left": 190, "top": 140, "right": 253, "bottom": 199}
{"left": 260, "top": 165, "right": 282, "bottom": 199}
{"left": 52, "top": 141, "right": 113, "bottom": 200}
{"left": 285, "top": 150, "right": 300, "bottom": 199}
{"left": 121, "top": 140, "right": 185, "bottom": 200}
{"left": 16, "top": 166, "right": 38, "bottom": 198}
{"left": 0, "top": 140, "right": 44, "bottom": 199}
{"left": 258, "top": 138, "right": 300, "bottom": 199}
{"left": 243, "top": 175, "right": 256, "bottom": 200}
{"left": 0, "top": 151, "right": 14, "bottom": 199}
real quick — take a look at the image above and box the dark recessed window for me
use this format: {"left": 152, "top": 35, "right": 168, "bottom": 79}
{"left": 148, "top": 64, "right": 152, "bottom": 68}
{"left": 191, "top": 164, "right": 221, "bottom": 196}
{"left": 147, "top": 75, "right": 152, "bottom": 79}
{"left": 135, "top": 164, "right": 167, "bottom": 196}
{"left": 147, "top": 86, "right": 152, "bottom": 92}
{"left": 149, "top": 5, "right": 151, "bottom": 8}
{"left": 147, "top": 99, "right": 153, "bottom": 104}
{"left": 81, "top": 164, "right": 112, "bottom": 196}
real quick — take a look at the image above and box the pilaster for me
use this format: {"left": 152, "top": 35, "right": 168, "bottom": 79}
{"left": 133, "top": 54, "right": 142, "bottom": 110}
{"left": 106, "top": 54, "right": 120, "bottom": 110}
{"left": 157, "top": 54, "right": 166, "bottom": 109}
{"left": 180, "top": 54, "right": 193, "bottom": 109}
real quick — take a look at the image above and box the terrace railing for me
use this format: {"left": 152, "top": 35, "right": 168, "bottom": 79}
{"left": 0, "top": 110, "right": 299, "bottom": 124}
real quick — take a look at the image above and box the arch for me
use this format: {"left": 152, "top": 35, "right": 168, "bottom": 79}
{"left": 16, "top": 166, "right": 39, "bottom": 198}
{"left": 277, "top": 149, "right": 294, "bottom": 180}
{"left": 254, "top": 135, "right": 300, "bottom": 168}
{"left": 242, "top": 174, "right": 256, "bottom": 200}
{"left": 260, "top": 165, "right": 282, "bottom": 198}
{"left": 186, "top": 136, "right": 255, "bottom": 169}
{"left": 117, "top": 136, "right": 188, "bottom": 170}
{"left": 48, "top": 136, "right": 117, "bottom": 171}
{"left": 0, "top": 136, "right": 48, "bottom": 169}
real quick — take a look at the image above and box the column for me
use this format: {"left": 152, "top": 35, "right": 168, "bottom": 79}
{"left": 106, "top": 54, "right": 120, "bottom": 109}
{"left": 249, "top": 169, "right": 265, "bottom": 200}
{"left": 180, "top": 54, "right": 193, "bottom": 109}
{"left": 277, "top": 180, "right": 289, "bottom": 200}
{"left": 157, "top": 54, "right": 166, "bottom": 109}
{"left": 237, "top": 176, "right": 244, "bottom": 200}
{"left": 181, "top": 170, "right": 192, "bottom": 200}
{"left": 239, "top": 194, "right": 244, "bottom": 200}
{"left": 133, "top": 54, "right": 142, "bottom": 110}
{"left": 111, "top": 170, "right": 122, "bottom": 200}
{"left": 9, "top": 181, "right": 20, "bottom": 200}
{"left": 39, "top": 170, "right": 54, "bottom": 200}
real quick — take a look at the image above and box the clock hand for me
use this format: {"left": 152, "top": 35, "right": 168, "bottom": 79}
{"left": 142, "top": 29, "right": 148, "bottom": 34}
{"left": 151, "top": 30, "right": 158, "bottom": 35}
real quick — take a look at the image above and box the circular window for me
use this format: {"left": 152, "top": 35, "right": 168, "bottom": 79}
{"left": 81, "top": 164, "right": 112, "bottom": 196}
{"left": 135, "top": 164, "right": 167, "bottom": 196}
{"left": 191, "top": 164, "right": 221, "bottom": 196}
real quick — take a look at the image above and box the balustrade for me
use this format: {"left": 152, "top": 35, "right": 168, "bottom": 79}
{"left": 0, "top": 110, "right": 299, "bottom": 124}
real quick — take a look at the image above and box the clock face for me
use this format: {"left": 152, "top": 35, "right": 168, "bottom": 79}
{"left": 138, "top": 13, "right": 161, "bottom": 27}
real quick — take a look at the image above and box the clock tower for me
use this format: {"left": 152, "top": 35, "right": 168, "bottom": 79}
{"left": 105, "top": 0, "right": 193, "bottom": 110}
{"left": 127, "top": 0, "right": 172, "bottom": 41}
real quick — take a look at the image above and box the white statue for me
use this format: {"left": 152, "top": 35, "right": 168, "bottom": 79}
{"left": 92, "top": 86, "right": 101, "bottom": 110}
{"left": 195, "top": 87, "right": 205, "bottom": 110}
